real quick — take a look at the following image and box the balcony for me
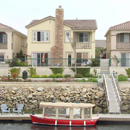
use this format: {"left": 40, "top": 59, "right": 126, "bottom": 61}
{"left": 0, "top": 43, "right": 7, "bottom": 49}
{"left": 116, "top": 43, "right": 130, "bottom": 49}
{"left": 76, "top": 42, "right": 91, "bottom": 49}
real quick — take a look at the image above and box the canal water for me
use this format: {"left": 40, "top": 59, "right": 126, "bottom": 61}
{"left": 0, "top": 122, "right": 130, "bottom": 130}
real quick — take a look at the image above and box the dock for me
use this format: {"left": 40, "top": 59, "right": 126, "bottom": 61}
{"left": 0, "top": 114, "right": 130, "bottom": 122}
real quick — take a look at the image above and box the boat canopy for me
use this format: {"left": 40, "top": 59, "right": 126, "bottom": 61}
{"left": 40, "top": 102, "right": 95, "bottom": 109}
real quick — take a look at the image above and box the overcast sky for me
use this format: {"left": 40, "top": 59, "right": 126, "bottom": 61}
{"left": 1, "top": 0, "right": 130, "bottom": 39}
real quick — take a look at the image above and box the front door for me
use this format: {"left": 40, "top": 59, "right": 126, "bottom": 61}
{"left": 67, "top": 53, "right": 72, "bottom": 66}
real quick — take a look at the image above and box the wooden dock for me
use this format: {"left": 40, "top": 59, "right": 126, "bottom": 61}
{"left": 0, "top": 114, "right": 130, "bottom": 122}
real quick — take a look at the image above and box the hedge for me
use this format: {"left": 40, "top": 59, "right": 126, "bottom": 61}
{"left": 71, "top": 68, "right": 90, "bottom": 77}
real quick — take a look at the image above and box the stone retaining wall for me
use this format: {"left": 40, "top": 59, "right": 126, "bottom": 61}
{"left": 0, "top": 82, "right": 107, "bottom": 113}
{"left": 0, "top": 82, "right": 129, "bottom": 113}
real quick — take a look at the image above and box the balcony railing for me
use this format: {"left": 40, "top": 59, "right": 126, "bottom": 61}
{"left": 0, "top": 43, "right": 7, "bottom": 49}
{"left": 76, "top": 42, "right": 91, "bottom": 49}
{"left": 117, "top": 43, "right": 130, "bottom": 49}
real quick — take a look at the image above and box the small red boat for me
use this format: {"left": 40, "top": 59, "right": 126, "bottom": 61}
{"left": 30, "top": 102, "right": 99, "bottom": 127}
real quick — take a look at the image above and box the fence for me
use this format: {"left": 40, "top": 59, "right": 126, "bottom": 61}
{"left": 0, "top": 58, "right": 101, "bottom": 67}
{"left": 109, "top": 58, "right": 130, "bottom": 67}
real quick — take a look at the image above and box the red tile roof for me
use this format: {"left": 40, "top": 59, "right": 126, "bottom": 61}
{"left": 109, "top": 21, "right": 130, "bottom": 30}
{"left": 95, "top": 40, "right": 106, "bottom": 49}
{"left": 0, "top": 23, "right": 13, "bottom": 30}
{"left": 64, "top": 20, "right": 97, "bottom": 29}
{"left": 0, "top": 23, "right": 26, "bottom": 37}
{"left": 26, "top": 16, "right": 97, "bottom": 29}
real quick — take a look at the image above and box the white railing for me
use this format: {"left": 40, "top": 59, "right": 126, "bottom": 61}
{"left": 111, "top": 74, "right": 121, "bottom": 110}
{"left": 103, "top": 74, "right": 110, "bottom": 109}
{"left": 76, "top": 42, "right": 91, "bottom": 49}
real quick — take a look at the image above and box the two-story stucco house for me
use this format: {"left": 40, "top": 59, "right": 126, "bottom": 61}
{"left": 0, "top": 23, "right": 27, "bottom": 62}
{"left": 25, "top": 6, "right": 97, "bottom": 67}
{"left": 105, "top": 21, "right": 130, "bottom": 66}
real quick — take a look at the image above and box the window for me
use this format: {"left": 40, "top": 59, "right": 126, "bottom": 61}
{"left": 0, "top": 33, "right": 7, "bottom": 43}
{"left": 33, "top": 31, "right": 36, "bottom": 42}
{"left": 79, "top": 33, "right": 89, "bottom": 42}
{"left": 41, "top": 31, "right": 44, "bottom": 41}
{"left": 65, "top": 31, "right": 70, "bottom": 42}
{"left": 0, "top": 53, "right": 4, "bottom": 61}
{"left": 119, "top": 33, "right": 130, "bottom": 43}
{"left": 32, "top": 53, "right": 48, "bottom": 66}
{"left": 33, "top": 31, "right": 49, "bottom": 42}
{"left": 46, "top": 31, "right": 49, "bottom": 42}
{"left": 76, "top": 53, "right": 88, "bottom": 64}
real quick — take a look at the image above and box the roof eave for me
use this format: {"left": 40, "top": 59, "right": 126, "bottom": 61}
{"left": 25, "top": 16, "right": 55, "bottom": 29}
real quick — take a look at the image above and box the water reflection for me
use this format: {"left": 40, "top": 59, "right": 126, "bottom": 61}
{"left": 31, "top": 125, "right": 97, "bottom": 130}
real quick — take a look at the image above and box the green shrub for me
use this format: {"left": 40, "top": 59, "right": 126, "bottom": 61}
{"left": 27, "top": 68, "right": 36, "bottom": 77}
{"left": 87, "top": 78, "right": 98, "bottom": 82}
{"left": 55, "top": 73, "right": 64, "bottom": 78}
{"left": 91, "top": 58, "right": 100, "bottom": 67}
{"left": 9, "top": 68, "right": 21, "bottom": 78}
{"left": 93, "top": 75, "right": 98, "bottom": 78}
{"left": 49, "top": 74, "right": 56, "bottom": 78}
{"left": 64, "top": 74, "right": 71, "bottom": 78}
{"left": 32, "top": 74, "right": 40, "bottom": 78}
{"left": 85, "top": 73, "right": 93, "bottom": 77}
{"left": 41, "top": 75, "right": 48, "bottom": 78}
{"left": 118, "top": 74, "right": 128, "bottom": 81}
{"left": 93, "top": 69, "right": 97, "bottom": 76}
{"left": 50, "top": 68, "right": 63, "bottom": 74}
{"left": 13, "top": 60, "right": 28, "bottom": 66}
{"left": 125, "top": 68, "right": 130, "bottom": 78}
{"left": 71, "top": 68, "right": 90, "bottom": 77}
{"left": 75, "top": 74, "right": 83, "bottom": 78}
{"left": 77, "top": 79, "right": 87, "bottom": 82}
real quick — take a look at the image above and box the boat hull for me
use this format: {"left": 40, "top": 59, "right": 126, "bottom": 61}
{"left": 30, "top": 115, "right": 98, "bottom": 126}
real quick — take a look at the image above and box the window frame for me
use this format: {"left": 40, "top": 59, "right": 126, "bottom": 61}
{"left": 65, "top": 31, "right": 70, "bottom": 42}
{"left": 119, "top": 33, "right": 130, "bottom": 43}
{"left": 79, "top": 33, "right": 89, "bottom": 43}
{"left": 33, "top": 31, "right": 37, "bottom": 42}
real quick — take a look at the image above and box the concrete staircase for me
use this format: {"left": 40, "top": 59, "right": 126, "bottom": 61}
{"left": 103, "top": 75, "right": 120, "bottom": 114}
{"left": 105, "top": 78, "right": 120, "bottom": 114}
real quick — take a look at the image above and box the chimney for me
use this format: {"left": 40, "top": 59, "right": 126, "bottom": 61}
{"left": 51, "top": 6, "right": 64, "bottom": 65}
{"left": 55, "top": 5, "right": 64, "bottom": 44}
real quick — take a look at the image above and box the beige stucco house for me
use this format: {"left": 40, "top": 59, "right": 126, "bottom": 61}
{"left": 0, "top": 23, "right": 27, "bottom": 61}
{"left": 25, "top": 6, "right": 97, "bottom": 67}
{"left": 105, "top": 21, "right": 130, "bottom": 66}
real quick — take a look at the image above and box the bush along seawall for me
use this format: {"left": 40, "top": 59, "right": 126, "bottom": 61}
{"left": 0, "top": 83, "right": 130, "bottom": 114}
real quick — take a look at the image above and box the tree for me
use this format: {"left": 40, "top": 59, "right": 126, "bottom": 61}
{"left": 16, "top": 50, "right": 24, "bottom": 59}
{"left": 95, "top": 47, "right": 105, "bottom": 58}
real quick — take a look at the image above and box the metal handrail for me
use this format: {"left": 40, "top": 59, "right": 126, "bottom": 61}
{"left": 111, "top": 74, "right": 121, "bottom": 104}
{"left": 103, "top": 74, "right": 110, "bottom": 108}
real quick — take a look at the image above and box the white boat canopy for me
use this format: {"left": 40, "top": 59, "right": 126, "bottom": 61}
{"left": 40, "top": 102, "right": 95, "bottom": 109}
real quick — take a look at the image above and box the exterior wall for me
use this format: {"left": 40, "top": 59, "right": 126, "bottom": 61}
{"left": 27, "top": 20, "right": 55, "bottom": 58}
{"left": 106, "top": 30, "right": 130, "bottom": 59}
{"left": 0, "top": 31, "right": 13, "bottom": 59}
{"left": 13, "top": 32, "right": 27, "bottom": 57}
{"left": 106, "top": 31, "right": 111, "bottom": 59}
{"left": 109, "top": 67, "right": 128, "bottom": 76}
{"left": 27, "top": 19, "right": 96, "bottom": 66}
{"left": 0, "top": 31, "right": 27, "bottom": 60}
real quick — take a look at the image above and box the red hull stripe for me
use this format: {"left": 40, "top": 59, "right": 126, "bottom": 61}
{"left": 30, "top": 115, "right": 97, "bottom": 126}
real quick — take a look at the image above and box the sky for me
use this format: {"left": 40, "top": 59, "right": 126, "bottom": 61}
{"left": 1, "top": 0, "right": 130, "bottom": 40}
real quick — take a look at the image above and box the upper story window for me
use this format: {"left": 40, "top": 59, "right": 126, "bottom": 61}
{"left": 33, "top": 31, "right": 49, "bottom": 42}
{"left": 0, "top": 33, "right": 7, "bottom": 43}
{"left": 65, "top": 31, "right": 70, "bottom": 42}
{"left": 119, "top": 33, "right": 130, "bottom": 43}
{"left": 79, "top": 33, "right": 89, "bottom": 43}
{"left": 33, "top": 31, "right": 36, "bottom": 42}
